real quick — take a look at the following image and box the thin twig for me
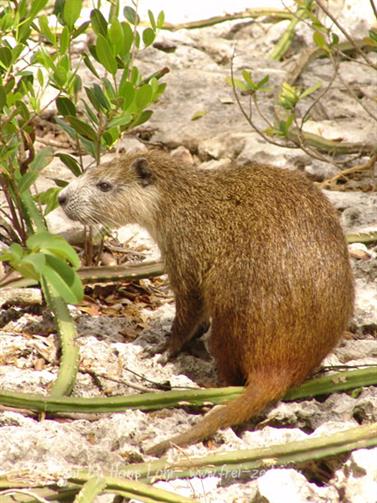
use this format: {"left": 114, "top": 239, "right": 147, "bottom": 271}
{"left": 370, "top": 0, "right": 377, "bottom": 19}
{"left": 162, "top": 8, "right": 293, "bottom": 31}
{"left": 314, "top": 0, "right": 377, "bottom": 70}
{"left": 230, "top": 49, "right": 292, "bottom": 148}
{"left": 330, "top": 51, "right": 377, "bottom": 123}
{"left": 82, "top": 368, "right": 154, "bottom": 393}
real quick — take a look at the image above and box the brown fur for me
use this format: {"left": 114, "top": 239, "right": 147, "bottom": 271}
{"left": 59, "top": 150, "right": 354, "bottom": 456}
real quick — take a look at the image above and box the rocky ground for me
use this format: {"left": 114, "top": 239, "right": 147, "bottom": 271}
{"left": 1, "top": 1, "right": 377, "bottom": 502}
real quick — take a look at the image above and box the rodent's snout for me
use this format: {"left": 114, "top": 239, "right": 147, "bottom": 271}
{"left": 58, "top": 190, "right": 68, "bottom": 207}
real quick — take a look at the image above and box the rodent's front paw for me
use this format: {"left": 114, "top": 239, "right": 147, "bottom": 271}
{"left": 139, "top": 341, "right": 168, "bottom": 360}
{"left": 156, "top": 347, "right": 177, "bottom": 365}
{"left": 139, "top": 332, "right": 184, "bottom": 363}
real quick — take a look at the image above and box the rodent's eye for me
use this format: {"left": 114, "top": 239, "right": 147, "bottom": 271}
{"left": 96, "top": 181, "right": 113, "bottom": 192}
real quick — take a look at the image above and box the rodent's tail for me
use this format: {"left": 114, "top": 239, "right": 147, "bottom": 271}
{"left": 146, "top": 372, "right": 291, "bottom": 457}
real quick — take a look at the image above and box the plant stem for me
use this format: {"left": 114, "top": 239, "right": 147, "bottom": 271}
{"left": 41, "top": 277, "right": 80, "bottom": 397}
{"left": 119, "top": 422, "right": 377, "bottom": 480}
{"left": 73, "top": 477, "right": 107, "bottom": 503}
{"left": 70, "top": 474, "right": 196, "bottom": 503}
{"left": 270, "top": 5, "right": 307, "bottom": 60}
{"left": 0, "top": 366, "right": 376, "bottom": 414}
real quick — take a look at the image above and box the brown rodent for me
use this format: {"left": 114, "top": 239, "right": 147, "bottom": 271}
{"left": 59, "top": 150, "right": 354, "bottom": 456}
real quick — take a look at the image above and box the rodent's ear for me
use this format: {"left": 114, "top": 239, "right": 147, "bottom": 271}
{"left": 131, "top": 158, "right": 155, "bottom": 187}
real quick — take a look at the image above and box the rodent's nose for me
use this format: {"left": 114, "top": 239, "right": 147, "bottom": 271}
{"left": 58, "top": 191, "right": 67, "bottom": 206}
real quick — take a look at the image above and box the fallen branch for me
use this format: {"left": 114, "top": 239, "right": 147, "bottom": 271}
{"left": 161, "top": 8, "right": 293, "bottom": 31}
{"left": 0, "top": 260, "right": 165, "bottom": 289}
{"left": 320, "top": 153, "right": 377, "bottom": 188}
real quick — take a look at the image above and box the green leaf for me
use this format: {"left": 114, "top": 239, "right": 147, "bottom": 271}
{"left": 53, "top": 0, "right": 65, "bottom": 20}
{"left": 56, "top": 153, "right": 82, "bottom": 176}
{"left": 17, "top": 20, "right": 32, "bottom": 43}
{"left": 55, "top": 119, "right": 97, "bottom": 158}
{"left": 102, "top": 78, "right": 116, "bottom": 100}
{"left": 241, "top": 70, "right": 253, "bottom": 85}
{"left": 148, "top": 10, "right": 156, "bottom": 30}
{"left": 72, "top": 74, "right": 82, "bottom": 94}
{"left": 279, "top": 82, "right": 300, "bottom": 110}
{"left": 82, "top": 100, "right": 99, "bottom": 125}
{"left": 30, "top": 0, "right": 48, "bottom": 17}
{"left": 18, "top": 148, "right": 54, "bottom": 193}
{"left": 157, "top": 11, "right": 165, "bottom": 29}
{"left": 129, "top": 67, "right": 140, "bottom": 86}
{"left": 4, "top": 76, "right": 15, "bottom": 94}
{"left": 83, "top": 53, "right": 100, "bottom": 78}
{"left": 122, "top": 22, "right": 134, "bottom": 54}
{"left": 95, "top": 34, "right": 117, "bottom": 75}
{"left": 226, "top": 77, "right": 248, "bottom": 92}
{"left": 33, "top": 48, "right": 55, "bottom": 71}
{"left": 39, "top": 15, "right": 56, "bottom": 45}
{"left": 56, "top": 97, "right": 76, "bottom": 116}
{"left": 51, "top": 178, "right": 68, "bottom": 188}
{"left": 73, "top": 20, "right": 90, "bottom": 39}
{"left": 103, "top": 128, "right": 118, "bottom": 146}
{"left": 53, "top": 64, "right": 67, "bottom": 86}
{"left": 300, "top": 82, "right": 321, "bottom": 99}
{"left": 107, "top": 112, "right": 132, "bottom": 129}
{"left": 43, "top": 255, "right": 83, "bottom": 304}
{"left": 16, "top": 100, "right": 30, "bottom": 121}
{"left": 60, "top": 26, "right": 70, "bottom": 55}
{"left": 331, "top": 33, "right": 339, "bottom": 46}
{"left": 130, "top": 109, "right": 152, "bottom": 128}
{"left": 27, "top": 231, "right": 81, "bottom": 269}
{"left": 22, "top": 252, "right": 47, "bottom": 278}
{"left": 368, "top": 29, "right": 377, "bottom": 44}
{"left": 0, "top": 47, "right": 12, "bottom": 69}
{"left": 142, "top": 27, "right": 155, "bottom": 47}
{"left": 313, "top": 31, "right": 327, "bottom": 49}
{"left": 55, "top": 117, "right": 77, "bottom": 141}
{"left": 37, "top": 68, "right": 44, "bottom": 87}
{"left": 191, "top": 110, "right": 208, "bottom": 121}
{"left": 135, "top": 84, "right": 153, "bottom": 108}
{"left": 90, "top": 8, "right": 107, "bottom": 36}
{"left": 119, "top": 76, "right": 135, "bottom": 110}
{"left": 0, "top": 243, "right": 24, "bottom": 264}
{"left": 256, "top": 75, "right": 270, "bottom": 90}
{"left": 124, "top": 6, "right": 139, "bottom": 25}
{"left": 34, "top": 187, "right": 61, "bottom": 215}
{"left": 66, "top": 115, "right": 98, "bottom": 141}
{"left": 85, "top": 87, "right": 103, "bottom": 113}
{"left": 88, "top": 84, "right": 111, "bottom": 111}
{"left": 0, "top": 85, "right": 6, "bottom": 112}
{"left": 63, "top": 0, "right": 82, "bottom": 29}
{"left": 108, "top": 18, "right": 124, "bottom": 56}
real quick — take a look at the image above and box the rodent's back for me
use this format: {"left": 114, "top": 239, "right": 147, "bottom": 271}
{"left": 166, "top": 163, "right": 352, "bottom": 377}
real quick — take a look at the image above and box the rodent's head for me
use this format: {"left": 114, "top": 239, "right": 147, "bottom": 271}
{"left": 58, "top": 154, "right": 160, "bottom": 233}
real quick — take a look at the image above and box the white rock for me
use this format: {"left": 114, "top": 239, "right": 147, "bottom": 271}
{"left": 256, "top": 468, "right": 337, "bottom": 502}
{"left": 242, "top": 426, "right": 308, "bottom": 447}
{"left": 334, "top": 447, "right": 377, "bottom": 503}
